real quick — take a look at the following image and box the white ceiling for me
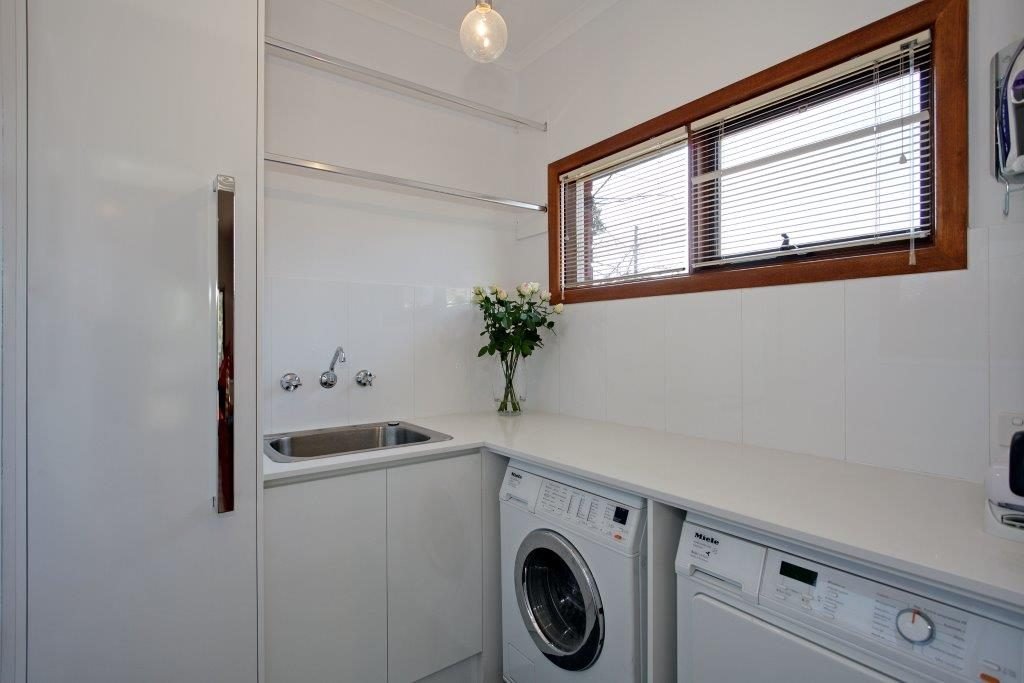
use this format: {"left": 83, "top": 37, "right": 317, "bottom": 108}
{"left": 324, "top": 0, "right": 622, "bottom": 69}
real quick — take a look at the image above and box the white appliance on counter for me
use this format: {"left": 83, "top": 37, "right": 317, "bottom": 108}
{"left": 676, "top": 514, "right": 1024, "bottom": 682}
{"left": 499, "top": 460, "right": 647, "bottom": 683}
{"left": 985, "top": 431, "right": 1024, "bottom": 541}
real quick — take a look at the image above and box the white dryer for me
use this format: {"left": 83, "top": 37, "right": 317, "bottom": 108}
{"left": 676, "top": 514, "right": 1024, "bottom": 682}
{"left": 499, "top": 460, "right": 647, "bottom": 683}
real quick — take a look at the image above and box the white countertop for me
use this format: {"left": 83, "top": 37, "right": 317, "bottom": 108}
{"left": 263, "top": 412, "right": 1024, "bottom": 611}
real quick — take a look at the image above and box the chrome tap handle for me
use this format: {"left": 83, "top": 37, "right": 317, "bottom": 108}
{"left": 320, "top": 346, "right": 346, "bottom": 388}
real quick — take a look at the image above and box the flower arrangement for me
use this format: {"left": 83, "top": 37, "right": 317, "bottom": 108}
{"left": 474, "top": 282, "right": 563, "bottom": 415}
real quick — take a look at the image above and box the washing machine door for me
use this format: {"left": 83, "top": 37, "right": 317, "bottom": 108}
{"left": 514, "top": 528, "right": 604, "bottom": 671}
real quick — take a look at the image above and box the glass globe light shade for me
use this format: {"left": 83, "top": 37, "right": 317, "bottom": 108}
{"left": 460, "top": 1, "right": 508, "bottom": 63}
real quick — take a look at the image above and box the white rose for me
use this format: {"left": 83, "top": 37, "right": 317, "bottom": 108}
{"left": 554, "top": 303, "right": 564, "bottom": 314}
{"left": 472, "top": 293, "right": 484, "bottom": 304}
{"left": 497, "top": 289, "right": 508, "bottom": 301}
{"left": 517, "top": 283, "right": 529, "bottom": 297}
{"left": 529, "top": 282, "right": 541, "bottom": 294}
{"left": 489, "top": 285, "right": 498, "bottom": 294}
{"left": 472, "top": 285, "right": 483, "bottom": 296}
{"left": 541, "top": 291, "right": 551, "bottom": 302}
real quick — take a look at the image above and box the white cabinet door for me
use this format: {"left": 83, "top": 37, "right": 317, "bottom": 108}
{"left": 387, "top": 453, "right": 483, "bottom": 683}
{"left": 265, "top": 471, "right": 388, "bottom": 683}
{"left": 26, "top": 1, "right": 258, "bottom": 680}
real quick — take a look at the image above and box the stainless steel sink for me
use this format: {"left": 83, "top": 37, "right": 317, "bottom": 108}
{"left": 263, "top": 421, "right": 453, "bottom": 463}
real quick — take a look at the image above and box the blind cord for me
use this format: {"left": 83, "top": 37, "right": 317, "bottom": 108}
{"left": 907, "top": 42, "right": 918, "bottom": 265}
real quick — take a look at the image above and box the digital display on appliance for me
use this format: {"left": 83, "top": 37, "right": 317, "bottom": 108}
{"left": 613, "top": 507, "right": 629, "bottom": 525}
{"left": 779, "top": 561, "right": 818, "bottom": 587}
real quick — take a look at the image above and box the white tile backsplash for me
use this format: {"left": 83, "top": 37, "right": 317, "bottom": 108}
{"left": 524, "top": 329, "right": 560, "bottom": 414}
{"left": 413, "top": 286, "right": 492, "bottom": 417}
{"left": 558, "top": 302, "right": 608, "bottom": 421}
{"left": 499, "top": 226, "right": 1019, "bottom": 482}
{"left": 266, "top": 222, "right": 1017, "bottom": 483}
{"left": 269, "top": 277, "right": 350, "bottom": 433}
{"left": 347, "top": 282, "right": 415, "bottom": 424}
{"left": 664, "top": 290, "right": 743, "bottom": 443}
{"left": 267, "top": 279, "right": 494, "bottom": 431}
{"left": 845, "top": 231, "right": 990, "bottom": 480}
{"left": 989, "top": 222, "right": 1024, "bottom": 465}
{"left": 741, "top": 282, "right": 847, "bottom": 460}
{"left": 606, "top": 298, "right": 666, "bottom": 430}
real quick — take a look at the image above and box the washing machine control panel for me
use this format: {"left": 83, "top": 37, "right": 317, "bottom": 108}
{"left": 499, "top": 466, "right": 645, "bottom": 554}
{"left": 758, "top": 548, "right": 1024, "bottom": 682}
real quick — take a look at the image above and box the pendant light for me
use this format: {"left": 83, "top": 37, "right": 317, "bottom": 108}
{"left": 460, "top": 0, "right": 508, "bottom": 63}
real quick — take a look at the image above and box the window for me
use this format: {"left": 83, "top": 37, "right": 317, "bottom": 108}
{"left": 548, "top": 0, "right": 966, "bottom": 304}
{"left": 560, "top": 135, "right": 689, "bottom": 291}
{"left": 691, "top": 37, "right": 931, "bottom": 268}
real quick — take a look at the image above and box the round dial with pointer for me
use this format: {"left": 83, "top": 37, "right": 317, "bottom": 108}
{"left": 896, "top": 608, "right": 935, "bottom": 644}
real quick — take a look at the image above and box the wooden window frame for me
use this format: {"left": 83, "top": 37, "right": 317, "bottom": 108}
{"left": 547, "top": 0, "right": 967, "bottom": 305}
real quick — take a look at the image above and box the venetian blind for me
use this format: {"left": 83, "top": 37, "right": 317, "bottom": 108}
{"left": 689, "top": 31, "right": 933, "bottom": 268}
{"left": 559, "top": 131, "right": 690, "bottom": 291}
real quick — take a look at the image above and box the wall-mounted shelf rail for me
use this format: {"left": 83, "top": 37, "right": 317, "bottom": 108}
{"left": 266, "top": 37, "right": 547, "bottom": 132}
{"left": 266, "top": 153, "right": 548, "bottom": 213}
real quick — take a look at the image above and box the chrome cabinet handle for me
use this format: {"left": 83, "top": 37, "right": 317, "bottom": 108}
{"left": 215, "top": 175, "right": 235, "bottom": 514}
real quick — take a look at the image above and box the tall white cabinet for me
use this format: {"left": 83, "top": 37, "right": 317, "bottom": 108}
{"left": 25, "top": 1, "right": 260, "bottom": 680}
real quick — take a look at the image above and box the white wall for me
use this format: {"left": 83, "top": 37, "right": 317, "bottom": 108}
{"left": 265, "top": 0, "right": 540, "bottom": 432}
{"left": 513, "top": 0, "right": 1024, "bottom": 482}
{"left": 264, "top": 0, "right": 1024, "bottom": 483}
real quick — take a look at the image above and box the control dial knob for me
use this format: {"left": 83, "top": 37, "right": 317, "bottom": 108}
{"left": 896, "top": 608, "right": 935, "bottom": 645}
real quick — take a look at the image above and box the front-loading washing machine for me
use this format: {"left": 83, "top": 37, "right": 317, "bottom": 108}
{"left": 499, "top": 460, "right": 647, "bottom": 683}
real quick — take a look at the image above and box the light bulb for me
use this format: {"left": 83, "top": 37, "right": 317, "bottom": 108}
{"left": 460, "top": 1, "right": 507, "bottom": 63}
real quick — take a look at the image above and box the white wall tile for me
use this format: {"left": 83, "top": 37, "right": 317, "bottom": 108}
{"left": 265, "top": 172, "right": 518, "bottom": 288}
{"left": 347, "top": 282, "right": 415, "bottom": 423}
{"left": 742, "top": 282, "right": 846, "bottom": 459}
{"left": 989, "top": 223, "right": 1024, "bottom": 464}
{"left": 524, "top": 329, "right": 560, "bottom": 414}
{"left": 846, "top": 230, "right": 990, "bottom": 481}
{"left": 558, "top": 302, "right": 608, "bottom": 421}
{"left": 413, "top": 286, "right": 492, "bottom": 417}
{"left": 268, "top": 276, "right": 350, "bottom": 433}
{"left": 606, "top": 298, "right": 666, "bottom": 430}
{"left": 664, "top": 291, "right": 743, "bottom": 442}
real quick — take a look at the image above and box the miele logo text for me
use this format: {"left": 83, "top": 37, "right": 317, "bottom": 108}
{"left": 510, "top": 472, "right": 522, "bottom": 480}
{"left": 695, "top": 532, "right": 719, "bottom": 545}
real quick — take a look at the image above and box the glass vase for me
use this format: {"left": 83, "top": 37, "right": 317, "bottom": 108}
{"left": 494, "top": 353, "right": 526, "bottom": 415}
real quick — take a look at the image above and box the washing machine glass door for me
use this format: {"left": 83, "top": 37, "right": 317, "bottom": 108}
{"left": 514, "top": 529, "right": 604, "bottom": 671}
